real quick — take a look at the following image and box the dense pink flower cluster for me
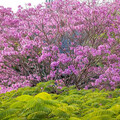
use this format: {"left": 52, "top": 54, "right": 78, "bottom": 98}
{"left": 0, "top": 0, "right": 120, "bottom": 93}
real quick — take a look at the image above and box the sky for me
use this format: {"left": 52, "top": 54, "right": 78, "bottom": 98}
{"left": 0, "top": 0, "right": 46, "bottom": 12}
{"left": 0, "top": 0, "right": 113, "bottom": 12}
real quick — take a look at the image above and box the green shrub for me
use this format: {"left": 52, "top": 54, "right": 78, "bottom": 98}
{"left": 0, "top": 81, "right": 120, "bottom": 120}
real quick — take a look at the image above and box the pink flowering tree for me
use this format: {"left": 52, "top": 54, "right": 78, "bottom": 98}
{"left": 0, "top": 0, "right": 120, "bottom": 93}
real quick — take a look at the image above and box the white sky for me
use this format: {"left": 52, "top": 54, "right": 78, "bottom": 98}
{"left": 0, "top": 0, "right": 46, "bottom": 12}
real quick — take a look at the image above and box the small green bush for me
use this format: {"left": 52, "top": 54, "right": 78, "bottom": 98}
{"left": 0, "top": 81, "right": 120, "bottom": 120}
